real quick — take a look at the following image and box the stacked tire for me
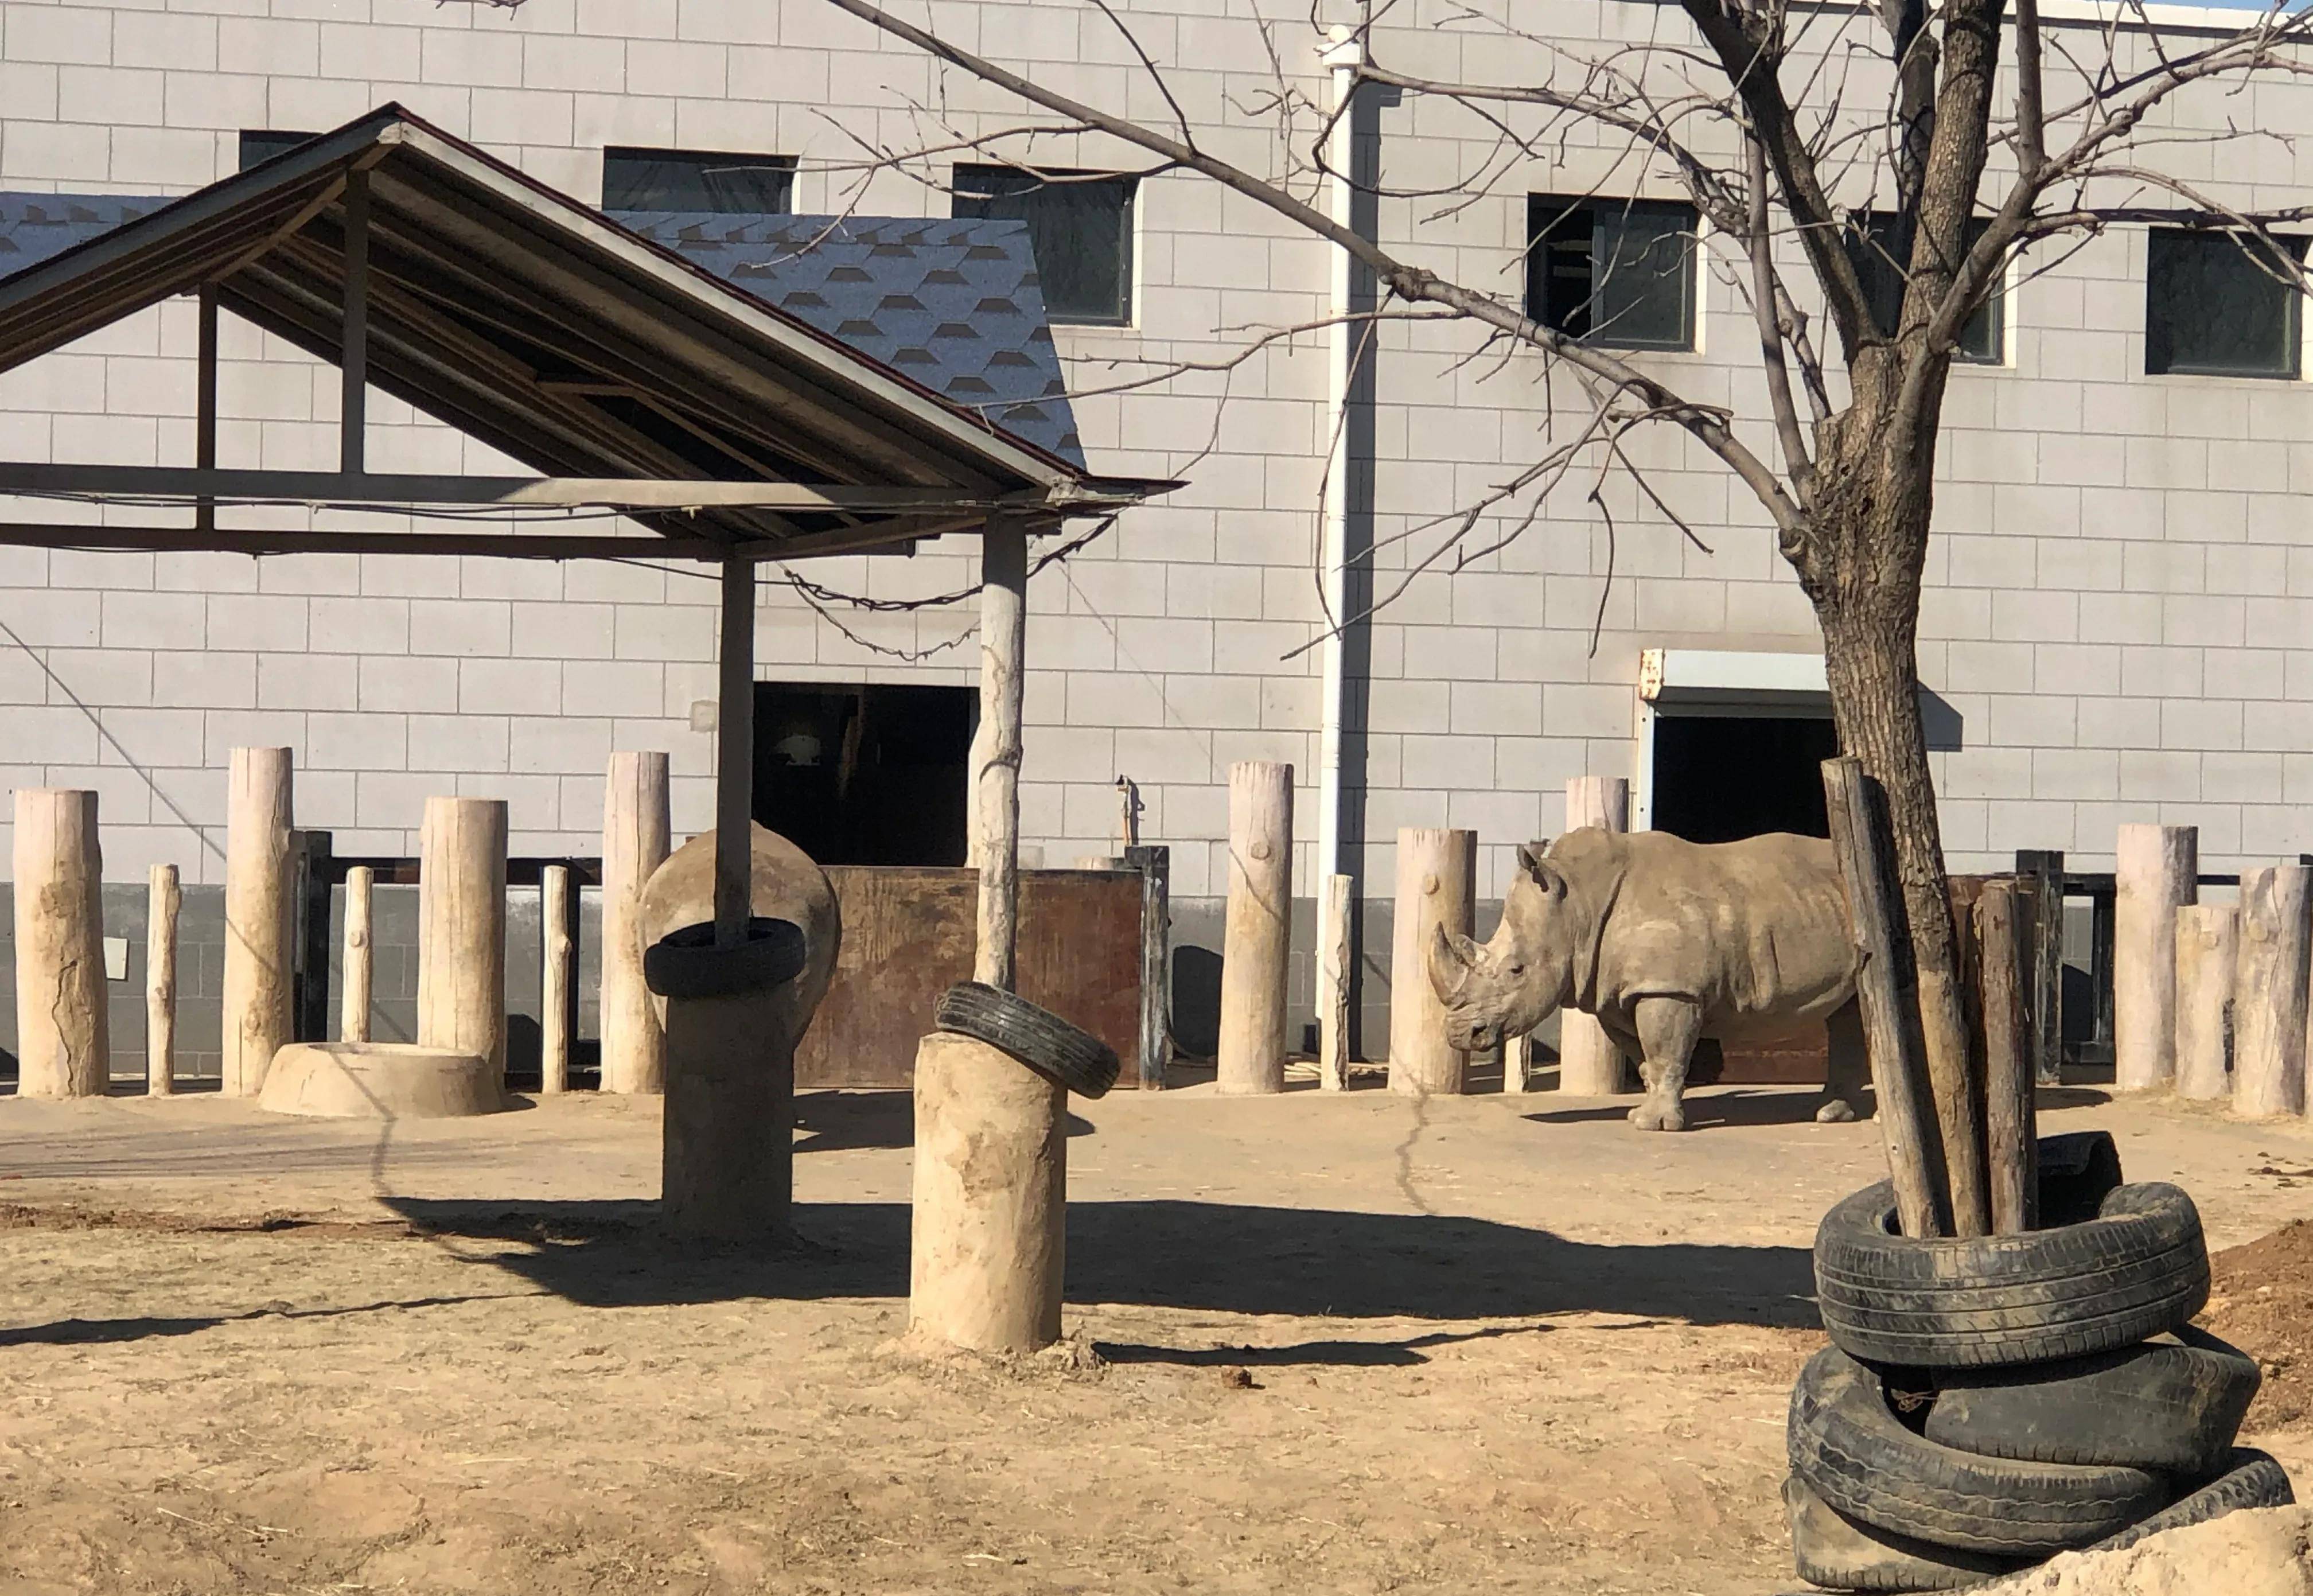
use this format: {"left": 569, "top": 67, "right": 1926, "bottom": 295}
{"left": 1785, "top": 1132, "right": 2292, "bottom": 1591}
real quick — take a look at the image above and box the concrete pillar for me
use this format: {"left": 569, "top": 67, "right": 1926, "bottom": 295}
{"left": 2115, "top": 823, "right": 2197, "bottom": 1092}
{"left": 909, "top": 1030, "right": 1065, "bottom": 1352}
{"left": 971, "top": 517, "right": 1027, "bottom": 990}
{"left": 1217, "top": 760, "right": 1293, "bottom": 1095}
{"left": 11, "top": 789, "right": 107, "bottom": 1099}
{"left": 1558, "top": 776, "right": 1633, "bottom": 1094}
{"left": 1389, "top": 827, "right": 1475, "bottom": 1097}
{"left": 601, "top": 750, "right": 671, "bottom": 1093}
{"left": 1318, "top": 871, "right": 1353, "bottom": 1091}
{"left": 418, "top": 796, "right": 508, "bottom": 1077}
{"left": 663, "top": 989, "right": 795, "bottom": 1236}
{"left": 541, "top": 864, "right": 572, "bottom": 1095}
{"left": 340, "top": 865, "right": 373, "bottom": 1044}
{"left": 146, "top": 863, "right": 179, "bottom": 1097}
{"left": 221, "top": 746, "right": 293, "bottom": 1097}
{"left": 2234, "top": 865, "right": 2309, "bottom": 1119}
{"left": 2175, "top": 904, "right": 2237, "bottom": 1103}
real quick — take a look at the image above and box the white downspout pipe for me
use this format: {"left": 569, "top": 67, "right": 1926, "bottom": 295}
{"left": 1317, "top": 28, "right": 1362, "bottom": 906}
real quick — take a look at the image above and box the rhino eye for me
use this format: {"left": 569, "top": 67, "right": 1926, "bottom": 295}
{"left": 1506, "top": 962, "right": 1525, "bottom": 976}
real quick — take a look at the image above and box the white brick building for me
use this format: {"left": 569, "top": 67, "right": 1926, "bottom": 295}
{"left": 0, "top": 0, "right": 2306, "bottom": 1054}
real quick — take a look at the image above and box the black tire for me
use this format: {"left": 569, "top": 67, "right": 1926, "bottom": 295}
{"left": 2077, "top": 1447, "right": 2293, "bottom": 1559}
{"left": 934, "top": 982, "right": 1120, "bottom": 1098}
{"left": 1923, "top": 1326, "right": 2259, "bottom": 1476}
{"left": 2035, "top": 1130, "right": 2126, "bottom": 1227}
{"left": 642, "top": 917, "right": 809, "bottom": 999}
{"left": 1814, "top": 1180, "right": 2209, "bottom": 1369}
{"left": 1789, "top": 1346, "right": 2170, "bottom": 1558}
{"left": 1784, "top": 1475, "right": 2031, "bottom": 1591}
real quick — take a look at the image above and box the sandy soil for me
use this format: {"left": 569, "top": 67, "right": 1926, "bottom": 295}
{"left": 3, "top": 1081, "right": 2311, "bottom": 1596}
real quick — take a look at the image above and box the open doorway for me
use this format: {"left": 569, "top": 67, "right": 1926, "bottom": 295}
{"left": 754, "top": 683, "right": 975, "bottom": 866}
{"left": 1649, "top": 712, "right": 1837, "bottom": 843}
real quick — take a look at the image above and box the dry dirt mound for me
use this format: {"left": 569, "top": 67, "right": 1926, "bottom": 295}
{"left": 2205, "top": 1220, "right": 2313, "bottom": 1427}
{"left": 1975, "top": 1506, "right": 2313, "bottom": 1595}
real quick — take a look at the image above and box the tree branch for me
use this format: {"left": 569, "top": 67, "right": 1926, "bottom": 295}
{"left": 1745, "top": 133, "right": 1814, "bottom": 500}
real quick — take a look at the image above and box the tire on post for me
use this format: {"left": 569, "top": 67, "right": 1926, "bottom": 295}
{"left": 934, "top": 981, "right": 1121, "bottom": 1099}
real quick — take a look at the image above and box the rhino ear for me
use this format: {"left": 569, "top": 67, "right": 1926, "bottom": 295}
{"left": 1516, "top": 842, "right": 1567, "bottom": 899}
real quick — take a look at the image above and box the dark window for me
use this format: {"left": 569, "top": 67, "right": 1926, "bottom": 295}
{"left": 239, "top": 130, "right": 319, "bottom": 170}
{"left": 601, "top": 145, "right": 795, "bottom": 215}
{"left": 1846, "top": 212, "right": 2003, "bottom": 363}
{"left": 754, "top": 683, "right": 974, "bottom": 866}
{"left": 2146, "top": 227, "right": 2307, "bottom": 379}
{"left": 1650, "top": 713, "right": 1837, "bottom": 845}
{"left": 952, "top": 165, "right": 1135, "bottom": 326}
{"left": 1525, "top": 195, "right": 1697, "bottom": 351}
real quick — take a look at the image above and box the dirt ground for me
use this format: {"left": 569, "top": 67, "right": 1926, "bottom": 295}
{"left": 4, "top": 1080, "right": 2312, "bottom": 1596}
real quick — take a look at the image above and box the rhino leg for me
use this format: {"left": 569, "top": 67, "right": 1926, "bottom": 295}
{"left": 1818, "top": 1001, "right": 1867, "bottom": 1123}
{"left": 1627, "top": 996, "right": 1703, "bottom": 1132}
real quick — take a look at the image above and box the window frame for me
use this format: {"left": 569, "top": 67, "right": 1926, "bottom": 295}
{"left": 1844, "top": 211, "right": 2006, "bottom": 365}
{"left": 1524, "top": 193, "right": 1701, "bottom": 354}
{"left": 599, "top": 145, "right": 797, "bottom": 217}
{"left": 2144, "top": 225, "right": 2308, "bottom": 381}
{"left": 951, "top": 164, "right": 1138, "bottom": 329}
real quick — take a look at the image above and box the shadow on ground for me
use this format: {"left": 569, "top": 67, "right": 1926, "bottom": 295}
{"left": 792, "top": 1091, "right": 1091, "bottom": 1154}
{"left": 1525, "top": 1084, "right": 2112, "bottom": 1130}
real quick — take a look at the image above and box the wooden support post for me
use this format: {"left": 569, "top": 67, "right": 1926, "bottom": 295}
{"left": 1218, "top": 760, "right": 1294, "bottom": 1095}
{"left": 222, "top": 746, "right": 294, "bottom": 1097}
{"left": 1389, "top": 827, "right": 1475, "bottom": 1097}
{"left": 972, "top": 516, "right": 1027, "bottom": 990}
{"left": 2233, "top": 865, "right": 2309, "bottom": 1119}
{"left": 1128, "top": 843, "right": 1171, "bottom": 1090}
{"left": 11, "top": 790, "right": 107, "bottom": 1099}
{"left": 1319, "top": 871, "right": 1353, "bottom": 1092}
{"left": 2175, "top": 904, "right": 2237, "bottom": 1103}
{"left": 541, "top": 864, "right": 573, "bottom": 1095}
{"left": 341, "top": 167, "right": 369, "bottom": 476}
{"left": 195, "top": 287, "right": 217, "bottom": 535}
{"left": 2116, "top": 823, "right": 2197, "bottom": 1092}
{"left": 340, "top": 865, "right": 373, "bottom": 1043}
{"left": 418, "top": 796, "right": 508, "bottom": 1077}
{"left": 2015, "top": 849, "right": 2066, "bottom": 1086}
{"left": 1979, "top": 878, "right": 2035, "bottom": 1236}
{"left": 1821, "top": 757, "right": 1946, "bottom": 1239}
{"left": 602, "top": 750, "right": 671, "bottom": 1093}
{"left": 1558, "top": 776, "right": 1633, "bottom": 1095}
{"left": 714, "top": 556, "right": 757, "bottom": 949}
{"left": 147, "top": 864, "right": 180, "bottom": 1097}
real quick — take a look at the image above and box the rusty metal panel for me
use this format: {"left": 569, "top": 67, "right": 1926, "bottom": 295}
{"left": 797, "top": 866, "right": 1144, "bottom": 1089}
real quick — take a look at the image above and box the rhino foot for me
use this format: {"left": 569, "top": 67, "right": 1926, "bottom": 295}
{"left": 1627, "top": 1099, "right": 1689, "bottom": 1132}
{"left": 1815, "top": 1098, "right": 1860, "bottom": 1124}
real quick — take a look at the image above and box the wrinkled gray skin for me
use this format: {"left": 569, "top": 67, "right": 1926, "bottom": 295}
{"left": 1427, "top": 827, "right": 1867, "bottom": 1132}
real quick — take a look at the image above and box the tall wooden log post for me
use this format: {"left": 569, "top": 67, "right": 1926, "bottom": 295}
{"left": 601, "top": 750, "right": 671, "bottom": 1093}
{"left": 418, "top": 796, "right": 508, "bottom": 1077}
{"left": 2116, "top": 824, "right": 2198, "bottom": 1092}
{"left": 541, "top": 864, "right": 573, "bottom": 1095}
{"left": 221, "top": 746, "right": 293, "bottom": 1097}
{"left": 340, "top": 865, "right": 373, "bottom": 1042}
{"left": 1557, "top": 776, "right": 1633, "bottom": 1095}
{"left": 146, "top": 863, "right": 180, "bottom": 1096}
{"left": 12, "top": 789, "right": 108, "bottom": 1098}
{"left": 2233, "top": 865, "right": 2310, "bottom": 1120}
{"left": 1977, "top": 879, "right": 2036, "bottom": 1236}
{"left": 1821, "top": 757, "right": 1948, "bottom": 1239}
{"left": 1389, "top": 827, "right": 1475, "bottom": 1097}
{"left": 2175, "top": 905, "right": 2237, "bottom": 1103}
{"left": 913, "top": 513, "right": 1065, "bottom": 1354}
{"left": 1217, "top": 760, "right": 1293, "bottom": 1095}
{"left": 1319, "top": 872, "right": 1353, "bottom": 1091}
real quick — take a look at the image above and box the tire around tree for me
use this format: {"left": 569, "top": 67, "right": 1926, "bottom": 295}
{"left": 1789, "top": 1346, "right": 2170, "bottom": 1558}
{"left": 642, "top": 917, "right": 811, "bottom": 1000}
{"left": 1922, "top": 1326, "right": 2259, "bottom": 1476}
{"left": 934, "top": 980, "right": 1122, "bottom": 1098}
{"left": 1813, "top": 1180, "right": 2209, "bottom": 1370}
{"left": 1783, "top": 1474, "right": 2031, "bottom": 1592}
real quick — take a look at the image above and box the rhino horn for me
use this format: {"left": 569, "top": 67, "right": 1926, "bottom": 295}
{"left": 1426, "top": 924, "right": 1477, "bottom": 1002}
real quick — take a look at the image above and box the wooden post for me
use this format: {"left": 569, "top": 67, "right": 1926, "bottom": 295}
{"left": 1821, "top": 757, "right": 1946, "bottom": 1239}
{"left": 418, "top": 796, "right": 508, "bottom": 1077}
{"left": 1389, "top": 827, "right": 1475, "bottom": 1097}
{"left": 1218, "top": 760, "right": 1293, "bottom": 1095}
{"left": 1978, "top": 878, "right": 2035, "bottom": 1236}
{"left": 1559, "top": 776, "right": 1633, "bottom": 1094}
{"left": 972, "top": 516, "right": 1027, "bottom": 990}
{"left": 11, "top": 790, "right": 107, "bottom": 1099}
{"left": 713, "top": 556, "right": 756, "bottom": 949}
{"left": 1319, "top": 871, "right": 1353, "bottom": 1091}
{"left": 2115, "top": 823, "right": 2197, "bottom": 1091}
{"left": 2015, "top": 849, "right": 2066, "bottom": 1085}
{"left": 1126, "top": 843, "right": 1170, "bottom": 1090}
{"left": 340, "top": 865, "right": 373, "bottom": 1043}
{"left": 2233, "top": 865, "right": 2309, "bottom": 1119}
{"left": 146, "top": 864, "right": 179, "bottom": 1097}
{"left": 601, "top": 750, "right": 671, "bottom": 1093}
{"left": 2175, "top": 904, "right": 2237, "bottom": 1103}
{"left": 222, "top": 746, "right": 294, "bottom": 1097}
{"left": 541, "top": 864, "right": 573, "bottom": 1095}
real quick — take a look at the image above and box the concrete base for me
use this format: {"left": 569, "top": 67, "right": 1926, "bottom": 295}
{"left": 661, "top": 986, "right": 795, "bottom": 1243}
{"left": 909, "top": 1030, "right": 1065, "bottom": 1353}
{"left": 257, "top": 1042, "right": 508, "bottom": 1119}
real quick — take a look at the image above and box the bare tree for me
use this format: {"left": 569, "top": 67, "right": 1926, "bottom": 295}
{"left": 824, "top": 0, "right": 2313, "bottom": 1233}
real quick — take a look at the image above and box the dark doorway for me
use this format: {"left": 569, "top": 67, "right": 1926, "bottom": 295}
{"left": 1651, "top": 713, "right": 1838, "bottom": 843}
{"left": 754, "top": 684, "right": 974, "bottom": 866}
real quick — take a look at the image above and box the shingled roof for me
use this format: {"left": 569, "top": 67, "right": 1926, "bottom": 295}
{"left": 0, "top": 196, "right": 1082, "bottom": 465}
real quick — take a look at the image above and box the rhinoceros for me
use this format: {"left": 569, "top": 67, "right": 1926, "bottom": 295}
{"left": 1425, "top": 827, "right": 1867, "bottom": 1131}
